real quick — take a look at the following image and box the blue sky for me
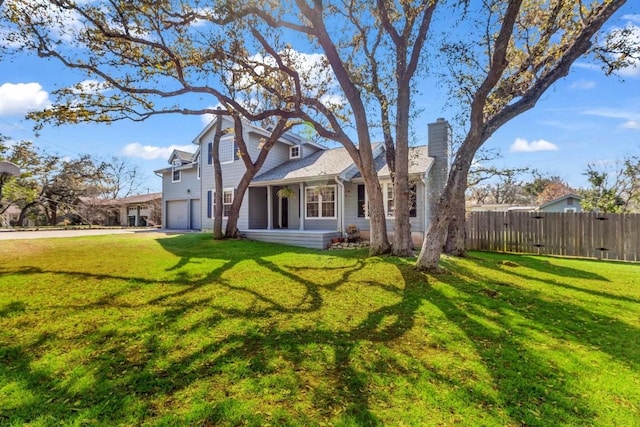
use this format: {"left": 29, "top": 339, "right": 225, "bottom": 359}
{"left": 0, "top": 4, "right": 638, "bottom": 194}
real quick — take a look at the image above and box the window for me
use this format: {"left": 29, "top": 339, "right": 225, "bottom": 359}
{"left": 567, "top": 198, "right": 574, "bottom": 206}
{"left": 305, "top": 185, "right": 336, "bottom": 219}
{"left": 220, "top": 135, "right": 238, "bottom": 164}
{"left": 357, "top": 182, "right": 417, "bottom": 218}
{"left": 357, "top": 184, "right": 366, "bottom": 218}
{"left": 564, "top": 207, "right": 577, "bottom": 213}
{"left": 207, "top": 142, "right": 213, "bottom": 165}
{"left": 209, "top": 188, "right": 234, "bottom": 218}
{"left": 408, "top": 184, "right": 417, "bottom": 218}
{"left": 386, "top": 184, "right": 395, "bottom": 218}
{"left": 222, "top": 189, "right": 233, "bottom": 217}
{"left": 172, "top": 158, "right": 181, "bottom": 182}
{"left": 290, "top": 145, "right": 301, "bottom": 159}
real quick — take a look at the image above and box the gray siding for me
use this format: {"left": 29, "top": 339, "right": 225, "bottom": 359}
{"left": 342, "top": 180, "right": 427, "bottom": 233}
{"left": 539, "top": 197, "right": 582, "bottom": 212}
{"left": 196, "top": 120, "right": 318, "bottom": 232}
{"left": 161, "top": 166, "right": 199, "bottom": 228}
{"left": 242, "top": 230, "right": 341, "bottom": 249}
{"left": 248, "top": 187, "right": 268, "bottom": 229}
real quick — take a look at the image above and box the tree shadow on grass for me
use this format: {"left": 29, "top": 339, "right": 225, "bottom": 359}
{"left": 431, "top": 255, "right": 640, "bottom": 425}
{"left": 2, "top": 236, "right": 637, "bottom": 425}
{"left": 1, "top": 235, "right": 416, "bottom": 425}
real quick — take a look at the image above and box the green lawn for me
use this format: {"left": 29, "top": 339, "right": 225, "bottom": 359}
{"left": 1, "top": 233, "right": 638, "bottom": 426}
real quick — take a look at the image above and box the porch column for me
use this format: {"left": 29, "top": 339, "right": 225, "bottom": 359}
{"left": 299, "top": 182, "right": 304, "bottom": 230}
{"left": 267, "top": 185, "right": 273, "bottom": 230}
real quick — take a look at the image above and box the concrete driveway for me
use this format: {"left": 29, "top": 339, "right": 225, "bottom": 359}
{"left": 0, "top": 228, "right": 175, "bottom": 240}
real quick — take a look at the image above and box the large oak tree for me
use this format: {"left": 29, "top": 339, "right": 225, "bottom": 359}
{"left": 416, "top": 0, "right": 633, "bottom": 271}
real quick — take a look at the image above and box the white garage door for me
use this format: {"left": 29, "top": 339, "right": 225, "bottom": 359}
{"left": 166, "top": 200, "right": 188, "bottom": 229}
{"left": 190, "top": 199, "right": 201, "bottom": 230}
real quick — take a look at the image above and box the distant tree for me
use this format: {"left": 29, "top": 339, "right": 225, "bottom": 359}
{"left": 581, "top": 156, "right": 640, "bottom": 213}
{"left": 536, "top": 181, "right": 575, "bottom": 206}
{"left": 466, "top": 148, "right": 532, "bottom": 204}
{"left": 0, "top": 140, "right": 49, "bottom": 224}
{"left": 97, "top": 156, "right": 144, "bottom": 200}
{"left": 40, "top": 154, "right": 104, "bottom": 225}
{"left": 522, "top": 173, "right": 566, "bottom": 200}
{"left": 1, "top": 139, "right": 105, "bottom": 225}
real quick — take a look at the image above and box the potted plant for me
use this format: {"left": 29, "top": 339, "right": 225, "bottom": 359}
{"left": 276, "top": 187, "right": 296, "bottom": 199}
{"left": 345, "top": 224, "right": 359, "bottom": 242}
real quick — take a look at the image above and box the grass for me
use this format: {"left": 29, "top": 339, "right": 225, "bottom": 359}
{"left": 0, "top": 233, "right": 639, "bottom": 426}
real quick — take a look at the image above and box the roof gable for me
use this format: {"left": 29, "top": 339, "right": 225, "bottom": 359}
{"left": 538, "top": 193, "right": 583, "bottom": 209}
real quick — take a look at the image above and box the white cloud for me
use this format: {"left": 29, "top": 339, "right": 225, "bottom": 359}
{"left": 583, "top": 107, "right": 640, "bottom": 129}
{"left": 621, "top": 14, "right": 640, "bottom": 24}
{"left": 70, "top": 80, "right": 111, "bottom": 95}
{"left": 0, "top": 82, "right": 51, "bottom": 116}
{"left": 607, "top": 21, "right": 640, "bottom": 78}
{"left": 510, "top": 138, "right": 558, "bottom": 153}
{"left": 121, "top": 142, "right": 194, "bottom": 160}
{"left": 200, "top": 104, "right": 225, "bottom": 127}
{"left": 569, "top": 79, "right": 596, "bottom": 90}
{"left": 2, "top": 0, "right": 85, "bottom": 45}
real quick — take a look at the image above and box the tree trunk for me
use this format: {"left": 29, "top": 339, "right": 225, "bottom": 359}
{"left": 392, "top": 173, "right": 414, "bottom": 256}
{"left": 391, "top": 70, "right": 414, "bottom": 257}
{"left": 224, "top": 174, "right": 253, "bottom": 238}
{"left": 212, "top": 119, "right": 224, "bottom": 239}
{"left": 365, "top": 177, "right": 392, "bottom": 256}
{"left": 444, "top": 192, "right": 467, "bottom": 256}
{"left": 18, "top": 201, "right": 36, "bottom": 226}
{"left": 416, "top": 149, "right": 473, "bottom": 272}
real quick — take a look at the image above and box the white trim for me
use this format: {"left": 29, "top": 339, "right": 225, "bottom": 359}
{"left": 171, "top": 168, "right": 181, "bottom": 183}
{"left": 361, "top": 181, "right": 417, "bottom": 219}
{"left": 212, "top": 187, "right": 234, "bottom": 218}
{"left": 305, "top": 185, "right": 337, "bottom": 219}
{"left": 289, "top": 145, "right": 301, "bottom": 159}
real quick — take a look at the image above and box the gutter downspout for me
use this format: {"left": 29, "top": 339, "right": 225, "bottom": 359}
{"left": 335, "top": 176, "right": 345, "bottom": 238}
{"left": 421, "top": 173, "right": 428, "bottom": 234}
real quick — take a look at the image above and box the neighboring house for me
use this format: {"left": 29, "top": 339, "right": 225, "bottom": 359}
{"left": 76, "top": 193, "right": 162, "bottom": 226}
{"left": 110, "top": 192, "right": 163, "bottom": 226}
{"left": 156, "top": 117, "right": 450, "bottom": 249}
{"left": 537, "top": 194, "right": 583, "bottom": 213}
{"left": 466, "top": 203, "right": 537, "bottom": 212}
{"left": 1, "top": 204, "right": 22, "bottom": 227}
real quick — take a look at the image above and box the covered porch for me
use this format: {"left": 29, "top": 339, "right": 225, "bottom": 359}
{"left": 240, "top": 229, "right": 342, "bottom": 249}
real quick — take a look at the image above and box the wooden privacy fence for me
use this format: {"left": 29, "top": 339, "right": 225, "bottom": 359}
{"left": 466, "top": 211, "right": 640, "bottom": 262}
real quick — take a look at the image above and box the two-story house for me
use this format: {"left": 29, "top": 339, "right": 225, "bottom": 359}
{"left": 156, "top": 117, "right": 450, "bottom": 249}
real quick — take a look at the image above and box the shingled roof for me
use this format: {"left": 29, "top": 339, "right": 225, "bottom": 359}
{"left": 252, "top": 146, "right": 357, "bottom": 184}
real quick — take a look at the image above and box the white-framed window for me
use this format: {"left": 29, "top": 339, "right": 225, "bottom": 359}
{"left": 196, "top": 154, "right": 201, "bottom": 180}
{"left": 386, "top": 184, "right": 395, "bottom": 218}
{"left": 211, "top": 188, "right": 234, "bottom": 218}
{"left": 222, "top": 189, "right": 233, "bottom": 217}
{"left": 290, "top": 145, "right": 301, "bottom": 159}
{"left": 171, "top": 158, "right": 181, "bottom": 182}
{"left": 305, "top": 185, "right": 336, "bottom": 219}
{"left": 357, "top": 182, "right": 417, "bottom": 218}
{"left": 564, "top": 207, "right": 577, "bottom": 213}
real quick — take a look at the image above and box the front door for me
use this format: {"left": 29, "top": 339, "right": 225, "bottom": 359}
{"left": 280, "top": 196, "right": 288, "bottom": 228}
